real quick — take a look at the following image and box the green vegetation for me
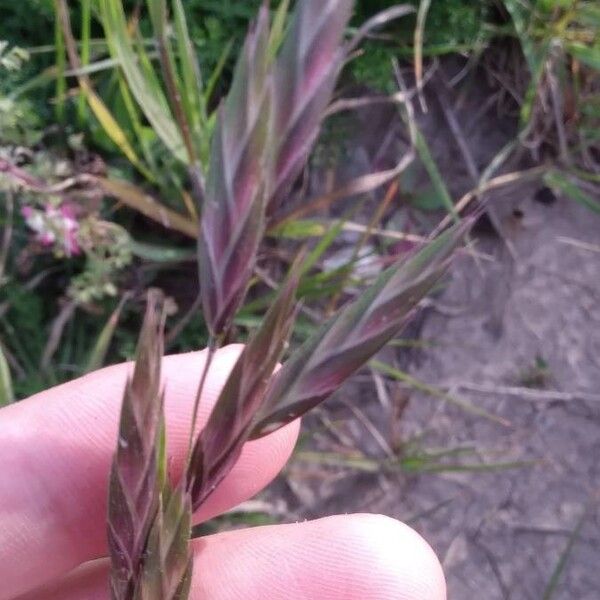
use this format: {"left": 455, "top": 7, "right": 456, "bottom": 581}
{"left": 1, "top": 0, "right": 598, "bottom": 399}
{"left": 1, "top": 3, "right": 597, "bottom": 594}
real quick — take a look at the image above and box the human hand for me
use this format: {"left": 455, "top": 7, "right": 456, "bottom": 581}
{"left": 0, "top": 346, "right": 446, "bottom": 599}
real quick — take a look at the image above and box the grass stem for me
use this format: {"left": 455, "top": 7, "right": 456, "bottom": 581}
{"left": 185, "top": 337, "right": 217, "bottom": 472}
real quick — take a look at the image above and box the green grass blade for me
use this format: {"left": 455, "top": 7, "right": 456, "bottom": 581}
{"left": 568, "top": 42, "right": 600, "bottom": 70}
{"left": 268, "top": 0, "right": 291, "bottom": 61}
{"left": 172, "top": 0, "right": 206, "bottom": 124}
{"left": 370, "top": 360, "right": 510, "bottom": 426}
{"left": 0, "top": 344, "right": 14, "bottom": 407}
{"left": 301, "top": 217, "right": 347, "bottom": 275}
{"left": 500, "top": 0, "right": 549, "bottom": 123}
{"left": 85, "top": 296, "right": 129, "bottom": 373}
{"left": 100, "top": 0, "right": 186, "bottom": 162}
{"left": 544, "top": 171, "right": 600, "bottom": 213}
{"left": 115, "top": 68, "right": 159, "bottom": 176}
{"left": 414, "top": 129, "right": 457, "bottom": 221}
{"left": 77, "top": 0, "right": 92, "bottom": 125}
{"left": 204, "top": 38, "right": 233, "bottom": 108}
{"left": 54, "top": 6, "right": 66, "bottom": 124}
{"left": 542, "top": 508, "right": 587, "bottom": 600}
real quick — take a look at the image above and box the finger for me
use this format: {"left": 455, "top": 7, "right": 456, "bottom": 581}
{"left": 0, "top": 346, "right": 299, "bottom": 600}
{"left": 23, "top": 514, "right": 446, "bottom": 600}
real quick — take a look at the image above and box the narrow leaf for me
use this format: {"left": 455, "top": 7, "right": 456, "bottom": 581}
{"left": 85, "top": 295, "right": 129, "bottom": 373}
{"left": 544, "top": 171, "right": 600, "bottom": 213}
{"left": 99, "top": 0, "right": 186, "bottom": 162}
{"left": 97, "top": 177, "right": 198, "bottom": 238}
{"left": 0, "top": 344, "right": 14, "bottom": 407}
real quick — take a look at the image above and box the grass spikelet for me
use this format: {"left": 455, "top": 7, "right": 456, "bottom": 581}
{"left": 107, "top": 290, "right": 166, "bottom": 600}
{"left": 187, "top": 258, "right": 302, "bottom": 510}
{"left": 250, "top": 223, "right": 470, "bottom": 438}
{"left": 198, "top": 6, "right": 272, "bottom": 338}
{"left": 138, "top": 482, "right": 193, "bottom": 600}
{"left": 268, "top": 0, "right": 354, "bottom": 213}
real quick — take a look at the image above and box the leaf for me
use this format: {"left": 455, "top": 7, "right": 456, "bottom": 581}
{"left": 188, "top": 254, "right": 301, "bottom": 510}
{"left": 53, "top": 0, "right": 150, "bottom": 178}
{"left": 250, "top": 222, "right": 470, "bottom": 438}
{"left": 172, "top": 0, "right": 208, "bottom": 159}
{"left": 568, "top": 42, "right": 600, "bottom": 71}
{"left": 204, "top": 38, "right": 234, "bottom": 108}
{"left": 500, "top": 0, "right": 549, "bottom": 122}
{"left": 84, "top": 85, "right": 151, "bottom": 178}
{"left": 414, "top": 129, "right": 456, "bottom": 219}
{"left": 268, "top": 0, "right": 291, "bottom": 61}
{"left": 77, "top": 0, "right": 92, "bottom": 124}
{"left": 99, "top": 0, "right": 186, "bottom": 162}
{"left": 268, "top": 218, "right": 327, "bottom": 239}
{"left": 97, "top": 177, "right": 199, "bottom": 238}
{"left": 129, "top": 240, "right": 196, "bottom": 262}
{"left": 301, "top": 217, "right": 347, "bottom": 274}
{"left": 542, "top": 507, "right": 587, "bottom": 600}
{"left": 85, "top": 295, "right": 129, "bottom": 373}
{"left": 370, "top": 360, "right": 510, "bottom": 425}
{"left": 107, "top": 290, "right": 166, "bottom": 599}
{"left": 0, "top": 344, "right": 14, "bottom": 407}
{"left": 410, "top": 186, "right": 446, "bottom": 211}
{"left": 544, "top": 171, "right": 600, "bottom": 213}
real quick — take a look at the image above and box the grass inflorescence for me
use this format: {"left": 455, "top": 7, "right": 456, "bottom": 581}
{"left": 106, "top": 2, "right": 470, "bottom": 598}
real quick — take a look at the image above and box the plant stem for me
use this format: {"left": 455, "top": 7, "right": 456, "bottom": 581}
{"left": 185, "top": 337, "right": 217, "bottom": 471}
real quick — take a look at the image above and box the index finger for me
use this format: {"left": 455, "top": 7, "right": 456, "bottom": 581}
{"left": 0, "top": 346, "right": 299, "bottom": 600}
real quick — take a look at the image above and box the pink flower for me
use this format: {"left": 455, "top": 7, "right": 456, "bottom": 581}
{"left": 21, "top": 202, "right": 81, "bottom": 256}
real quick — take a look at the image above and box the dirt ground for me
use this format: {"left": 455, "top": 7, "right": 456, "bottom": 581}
{"left": 259, "top": 60, "right": 600, "bottom": 599}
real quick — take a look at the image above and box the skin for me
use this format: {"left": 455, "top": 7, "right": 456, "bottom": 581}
{"left": 0, "top": 345, "right": 446, "bottom": 600}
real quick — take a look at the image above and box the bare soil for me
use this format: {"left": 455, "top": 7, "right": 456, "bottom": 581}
{"left": 260, "top": 59, "right": 600, "bottom": 599}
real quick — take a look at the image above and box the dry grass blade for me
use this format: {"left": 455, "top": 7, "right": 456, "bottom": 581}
{"left": 198, "top": 6, "right": 271, "bottom": 338}
{"left": 346, "top": 5, "right": 415, "bottom": 54}
{"left": 268, "top": 0, "right": 354, "bottom": 214}
{"left": 108, "top": 290, "right": 166, "bottom": 600}
{"left": 97, "top": 177, "right": 198, "bottom": 238}
{"left": 250, "top": 222, "right": 470, "bottom": 439}
{"left": 187, "top": 257, "right": 302, "bottom": 510}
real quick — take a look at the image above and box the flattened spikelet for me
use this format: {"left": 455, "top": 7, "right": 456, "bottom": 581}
{"left": 268, "top": 0, "right": 354, "bottom": 213}
{"left": 108, "top": 290, "right": 166, "bottom": 600}
{"left": 250, "top": 223, "right": 470, "bottom": 438}
{"left": 188, "top": 258, "right": 301, "bottom": 510}
{"left": 198, "top": 7, "right": 271, "bottom": 337}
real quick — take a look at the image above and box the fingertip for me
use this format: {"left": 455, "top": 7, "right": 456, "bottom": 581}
{"left": 191, "top": 513, "right": 445, "bottom": 600}
{"left": 0, "top": 344, "right": 299, "bottom": 599}
{"left": 344, "top": 514, "right": 446, "bottom": 600}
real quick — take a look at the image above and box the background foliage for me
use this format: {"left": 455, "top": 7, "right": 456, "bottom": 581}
{"left": 1, "top": 0, "right": 598, "bottom": 401}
